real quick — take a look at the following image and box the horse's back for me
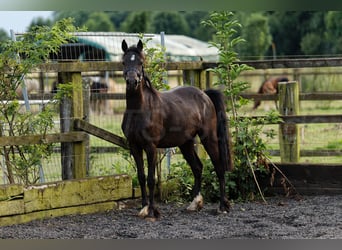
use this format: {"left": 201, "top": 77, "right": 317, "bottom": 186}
{"left": 155, "top": 86, "right": 216, "bottom": 147}
{"left": 161, "top": 86, "right": 213, "bottom": 116}
{"left": 162, "top": 85, "right": 210, "bottom": 105}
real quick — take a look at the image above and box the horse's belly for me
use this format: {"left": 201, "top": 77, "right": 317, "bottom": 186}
{"left": 156, "top": 130, "right": 194, "bottom": 148}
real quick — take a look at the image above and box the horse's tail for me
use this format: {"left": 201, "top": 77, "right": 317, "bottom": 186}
{"left": 204, "top": 89, "right": 233, "bottom": 171}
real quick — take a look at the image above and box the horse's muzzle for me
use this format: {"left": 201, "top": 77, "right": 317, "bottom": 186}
{"left": 125, "top": 71, "right": 141, "bottom": 91}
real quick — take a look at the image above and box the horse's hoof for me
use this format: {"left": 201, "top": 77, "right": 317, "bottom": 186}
{"left": 138, "top": 205, "right": 160, "bottom": 220}
{"left": 138, "top": 205, "right": 149, "bottom": 218}
{"left": 186, "top": 193, "right": 204, "bottom": 212}
{"left": 216, "top": 208, "right": 229, "bottom": 214}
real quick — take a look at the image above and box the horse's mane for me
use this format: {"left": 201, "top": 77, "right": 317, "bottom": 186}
{"left": 143, "top": 75, "right": 159, "bottom": 96}
{"left": 276, "top": 77, "right": 289, "bottom": 82}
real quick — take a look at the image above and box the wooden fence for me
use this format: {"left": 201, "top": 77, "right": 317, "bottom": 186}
{"left": 25, "top": 58, "right": 342, "bottom": 176}
{"left": 1, "top": 58, "right": 342, "bottom": 225}
{"left": 36, "top": 58, "right": 342, "bottom": 189}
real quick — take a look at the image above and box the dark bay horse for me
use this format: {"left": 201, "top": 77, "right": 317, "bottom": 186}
{"left": 253, "top": 76, "right": 289, "bottom": 110}
{"left": 121, "top": 39, "right": 232, "bottom": 220}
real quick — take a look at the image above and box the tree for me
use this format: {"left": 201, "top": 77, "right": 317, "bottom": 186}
{"left": 107, "top": 11, "right": 130, "bottom": 29}
{"left": 84, "top": 12, "right": 115, "bottom": 32}
{"left": 325, "top": 11, "right": 342, "bottom": 54}
{"left": 300, "top": 33, "right": 324, "bottom": 55}
{"left": 28, "top": 17, "right": 53, "bottom": 30}
{"left": 0, "top": 18, "right": 80, "bottom": 184}
{"left": 151, "top": 12, "right": 189, "bottom": 35}
{"left": 120, "top": 12, "right": 151, "bottom": 33}
{"left": 53, "top": 11, "right": 92, "bottom": 27}
{"left": 183, "top": 11, "right": 213, "bottom": 41}
{"left": 267, "top": 12, "right": 302, "bottom": 56}
{"left": 299, "top": 12, "right": 326, "bottom": 55}
{"left": 238, "top": 13, "right": 272, "bottom": 59}
{"left": 0, "top": 28, "right": 9, "bottom": 53}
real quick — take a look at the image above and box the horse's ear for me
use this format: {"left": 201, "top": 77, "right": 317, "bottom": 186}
{"left": 137, "top": 40, "right": 143, "bottom": 52}
{"left": 122, "top": 40, "right": 128, "bottom": 52}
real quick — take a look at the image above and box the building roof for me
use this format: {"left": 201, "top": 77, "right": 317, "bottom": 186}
{"left": 51, "top": 32, "right": 218, "bottom": 62}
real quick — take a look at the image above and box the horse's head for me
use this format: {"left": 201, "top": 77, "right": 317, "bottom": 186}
{"left": 121, "top": 39, "right": 145, "bottom": 91}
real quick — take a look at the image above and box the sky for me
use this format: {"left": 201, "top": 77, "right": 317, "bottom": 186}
{"left": 0, "top": 11, "right": 54, "bottom": 34}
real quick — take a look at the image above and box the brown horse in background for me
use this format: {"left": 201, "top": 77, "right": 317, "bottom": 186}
{"left": 253, "top": 76, "right": 289, "bottom": 110}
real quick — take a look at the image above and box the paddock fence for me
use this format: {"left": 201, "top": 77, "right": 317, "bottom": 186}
{"left": 1, "top": 55, "right": 342, "bottom": 225}
{"left": 17, "top": 58, "right": 342, "bottom": 189}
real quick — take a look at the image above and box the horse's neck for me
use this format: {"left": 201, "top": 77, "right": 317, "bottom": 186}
{"left": 126, "top": 88, "right": 156, "bottom": 110}
{"left": 126, "top": 89, "right": 144, "bottom": 110}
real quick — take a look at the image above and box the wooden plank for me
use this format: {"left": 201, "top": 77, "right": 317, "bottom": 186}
{"left": 74, "top": 119, "right": 129, "bottom": 149}
{"left": 268, "top": 149, "right": 342, "bottom": 157}
{"left": 240, "top": 92, "right": 342, "bottom": 101}
{"left": 29, "top": 92, "right": 342, "bottom": 102}
{"left": 281, "top": 114, "right": 342, "bottom": 124}
{"left": 298, "top": 92, "right": 342, "bottom": 100}
{"left": 35, "top": 57, "right": 342, "bottom": 74}
{"left": 0, "top": 184, "right": 23, "bottom": 200}
{"left": 40, "top": 61, "right": 205, "bottom": 73}
{"left": 238, "top": 114, "right": 342, "bottom": 124}
{"left": 0, "top": 200, "right": 24, "bottom": 216}
{"left": 274, "top": 163, "right": 342, "bottom": 182}
{"left": 233, "top": 57, "right": 342, "bottom": 69}
{"left": 264, "top": 163, "right": 342, "bottom": 195}
{"left": 0, "top": 200, "right": 119, "bottom": 227}
{"left": 0, "top": 132, "right": 88, "bottom": 147}
{"left": 24, "top": 174, "right": 132, "bottom": 213}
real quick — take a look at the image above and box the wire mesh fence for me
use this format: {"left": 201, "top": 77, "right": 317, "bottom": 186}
{"left": 1, "top": 32, "right": 342, "bottom": 185}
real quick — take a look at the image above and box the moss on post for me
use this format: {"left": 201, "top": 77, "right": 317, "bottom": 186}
{"left": 278, "top": 81, "right": 300, "bottom": 163}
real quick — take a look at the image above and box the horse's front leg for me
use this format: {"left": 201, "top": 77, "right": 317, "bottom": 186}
{"left": 138, "top": 145, "right": 160, "bottom": 221}
{"left": 131, "top": 146, "right": 148, "bottom": 210}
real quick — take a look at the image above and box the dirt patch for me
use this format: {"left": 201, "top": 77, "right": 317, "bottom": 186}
{"left": 0, "top": 195, "right": 341, "bottom": 239}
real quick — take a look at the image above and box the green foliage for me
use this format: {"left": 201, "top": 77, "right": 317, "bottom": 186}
{"left": 139, "top": 34, "right": 169, "bottom": 91}
{"left": 151, "top": 12, "right": 189, "bottom": 36}
{"left": 202, "top": 11, "right": 280, "bottom": 202}
{"left": 53, "top": 82, "right": 75, "bottom": 100}
{"left": 238, "top": 13, "right": 272, "bottom": 60}
{"left": 162, "top": 11, "right": 279, "bottom": 203}
{"left": 325, "top": 11, "right": 342, "bottom": 54}
{"left": 0, "top": 18, "right": 81, "bottom": 185}
{"left": 120, "top": 12, "right": 151, "bottom": 33}
{"left": 84, "top": 12, "right": 115, "bottom": 32}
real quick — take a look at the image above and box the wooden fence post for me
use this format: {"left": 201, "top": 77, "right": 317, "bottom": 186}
{"left": 59, "top": 70, "right": 87, "bottom": 180}
{"left": 278, "top": 81, "right": 300, "bottom": 162}
{"left": 182, "top": 69, "right": 208, "bottom": 158}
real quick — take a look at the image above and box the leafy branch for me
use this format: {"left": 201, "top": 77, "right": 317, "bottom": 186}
{"left": 202, "top": 11, "right": 282, "bottom": 201}
{"left": 0, "top": 18, "right": 81, "bottom": 185}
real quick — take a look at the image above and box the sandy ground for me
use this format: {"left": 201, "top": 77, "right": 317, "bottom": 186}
{"left": 0, "top": 195, "right": 341, "bottom": 239}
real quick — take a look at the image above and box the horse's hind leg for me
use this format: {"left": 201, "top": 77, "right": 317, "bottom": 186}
{"left": 179, "top": 139, "right": 204, "bottom": 211}
{"left": 200, "top": 135, "right": 230, "bottom": 213}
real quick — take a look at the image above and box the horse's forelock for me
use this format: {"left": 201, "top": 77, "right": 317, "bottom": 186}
{"left": 123, "top": 46, "right": 145, "bottom": 62}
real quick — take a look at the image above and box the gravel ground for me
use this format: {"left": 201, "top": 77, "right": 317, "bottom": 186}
{"left": 0, "top": 195, "right": 341, "bottom": 239}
